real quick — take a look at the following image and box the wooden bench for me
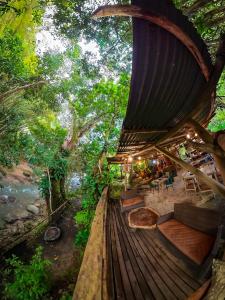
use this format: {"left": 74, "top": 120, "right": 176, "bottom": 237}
{"left": 120, "top": 190, "right": 145, "bottom": 212}
{"left": 157, "top": 203, "right": 224, "bottom": 279}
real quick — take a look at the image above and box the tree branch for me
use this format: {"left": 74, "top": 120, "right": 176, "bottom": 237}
{"left": 0, "top": 80, "right": 46, "bottom": 102}
{"left": 204, "top": 6, "right": 225, "bottom": 20}
{"left": 77, "top": 113, "right": 105, "bottom": 139}
{"left": 183, "top": 0, "right": 212, "bottom": 15}
{"left": 63, "top": 113, "right": 106, "bottom": 151}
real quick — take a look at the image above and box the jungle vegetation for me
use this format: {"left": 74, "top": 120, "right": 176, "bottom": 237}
{"left": 0, "top": 0, "right": 225, "bottom": 299}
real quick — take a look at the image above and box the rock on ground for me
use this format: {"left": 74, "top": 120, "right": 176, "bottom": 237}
{"left": 27, "top": 205, "right": 40, "bottom": 215}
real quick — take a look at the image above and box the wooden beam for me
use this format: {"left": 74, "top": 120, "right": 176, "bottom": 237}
{"left": 155, "top": 146, "right": 225, "bottom": 198}
{"left": 187, "top": 140, "right": 225, "bottom": 158}
{"left": 187, "top": 118, "right": 214, "bottom": 144}
{"left": 159, "top": 134, "right": 186, "bottom": 146}
{"left": 123, "top": 129, "right": 168, "bottom": 134}
{"left": 93, "top": 5, "right": 210, "bottom": 80}
{"left": 120, "top": 142, "right": 147, "bottom": 147}
{"left": 188, "top": 118, "right": 225, "bottom": 159}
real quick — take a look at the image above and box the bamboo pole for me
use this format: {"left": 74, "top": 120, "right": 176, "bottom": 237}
{"left": 155, "top": 146, "right": 225, "bottom": 198}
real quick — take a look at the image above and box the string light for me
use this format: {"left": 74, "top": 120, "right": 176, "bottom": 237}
{"left": 195, "top": 133, "right": 198, "bottom": 137}
{"left": 186, "top": 133, "right": 190, "bottom": 139}
{"left": 138, "top": 156, "right": 141, "bottom": 160}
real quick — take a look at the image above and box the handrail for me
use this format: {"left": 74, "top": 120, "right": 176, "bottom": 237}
{"left": 73, "top": 186, "right": 109, "bottom": 300}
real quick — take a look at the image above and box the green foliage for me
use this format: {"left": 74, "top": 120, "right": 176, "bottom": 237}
{"left": 74, "top": 228, "right": 90, "bottom": 247}
{"left": 59, "top": 292, "right": 72, "bottom": 300}
{"left": 53, "top": 0, "right": 132, "bottom": 73}
{"left": 75, "top": 210, "right": 94, "bottom": 226}
{"left": 0, "top": 29, "right": 30, "bottom": 92}
{"left": 179, "top": 145, "right": 187, "bottom": 160}
{"left": 3, "top": 246, "right": 51, "bottom": 300}
{"left": 208, "top": 109, "right": 225, "bottom": 132}
{"left": 0, "top": 0, "right": 44, "bottom": 76}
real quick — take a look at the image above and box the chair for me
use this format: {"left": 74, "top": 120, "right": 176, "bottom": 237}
{"left": 195, "top": 180, "right": 215, "bottom": 200}
{"left": 149, "top": 181, "right": 159, "bottom": 193}
{"left": 183, "top": 177, "right": 197, "bottom": 195}
{"left": 165, "top": 175, "right": 174, "bottom": 190}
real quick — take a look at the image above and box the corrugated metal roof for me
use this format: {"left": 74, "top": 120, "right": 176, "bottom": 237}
{"left": 116, "top": 0, "right": 214, "bottom": 156}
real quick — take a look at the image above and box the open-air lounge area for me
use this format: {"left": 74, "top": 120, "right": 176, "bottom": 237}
{"left": 126, "top": 149, "right": 224, "bottom": 215}
{"left": 3, "top": 0, "right": 225, "bottom": 299}
{"left": 74, "top": 0, "right": 225, "bottom": 299}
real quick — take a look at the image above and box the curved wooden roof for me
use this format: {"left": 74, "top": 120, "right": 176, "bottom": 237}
{"left": 115, "top": 0, "right": 214, "bottom": 156}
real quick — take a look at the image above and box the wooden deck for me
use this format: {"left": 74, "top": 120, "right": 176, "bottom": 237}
{"left": 107, "top": 199, "right": 202, "bottom": 300}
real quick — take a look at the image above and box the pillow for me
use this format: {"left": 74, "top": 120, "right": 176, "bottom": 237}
{"left": 207, "top": 259, "right": 225, "bottom": 300}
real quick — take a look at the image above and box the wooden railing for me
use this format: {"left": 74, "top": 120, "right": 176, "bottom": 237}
{"left": 73, "top": 186, "right": 109, "bottom": 300}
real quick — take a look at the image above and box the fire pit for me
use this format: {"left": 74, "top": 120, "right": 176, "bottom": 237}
{"left": 128, "top": 207, "right": 159, "bottom": 229}
{"left": 44, "top": 226, "right": 61, "bottom": 242}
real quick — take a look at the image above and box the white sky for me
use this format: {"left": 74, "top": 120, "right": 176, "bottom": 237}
{"left": 36, "top": 6, "right": 100, "bottom": 58}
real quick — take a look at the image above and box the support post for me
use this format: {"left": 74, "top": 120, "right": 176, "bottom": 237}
{"left": 188, "top": 118, "right": 225, "bottom": 184}
{"left": 155, "top": 146, "right": 225, "bottom": 198}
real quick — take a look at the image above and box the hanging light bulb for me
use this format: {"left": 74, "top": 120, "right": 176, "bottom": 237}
{"left": 186, "top": 133, "right": 191, "bottom": 139}
{"left": 128, "top": 156, "right": 133, "bottom": 163}
{"left": 138, "top": 156, "right": 141, "bottom": 160}
{"left": 195, "top": 133, "right": 198, "bottom": 137}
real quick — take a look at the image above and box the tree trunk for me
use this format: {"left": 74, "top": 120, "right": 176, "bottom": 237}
{"left": 215, "top": 132, "right": 225, "bottom": 184}
{"left": 50, "top": 176, "right": 66, "bottom": 212}
{"left": 213, "top": 155, "right": 225, "bottom": 184}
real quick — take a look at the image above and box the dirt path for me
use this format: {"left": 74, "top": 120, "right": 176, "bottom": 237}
{"left": 0, "top": 198, "right": 83, "bottom": 300}
{"left": 40, "top": 199, "right": 82, "bottom": 299}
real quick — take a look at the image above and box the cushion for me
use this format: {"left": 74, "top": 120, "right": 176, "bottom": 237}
{"left": 158, "top": 219, "right": 215, "bottom": 265}
{"left": 121, "top": 190, "right": 138, "bottom": 200}
{"left": 121, "top": 196, "right": 144, "bottom": 208}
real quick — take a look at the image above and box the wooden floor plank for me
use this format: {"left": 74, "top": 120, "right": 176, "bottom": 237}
{"left": 107, "top": 200, "right": 201, "bottom": 300}
{"left": 112, "top": 206, "right": 144, "bottom": 300}
{"left": 116, "top": 206, "right": 166, "bottom": 300}
{"left": 108, "top": 203, "right": 126, "bottom": 299}
{"left": 138, "top": 230, "right": 191, "bottom": 298}
{"left": 113, "top": 205, "right": 155, "bottom": 300}
{"left": 142, "top": 230, "right": 201, "bottom": 289}
{"left": 111, "top": 206, "right": 136, "bottom": 300}
{"left": 139, "top": 230, "right": 196, "bottom": 294}
{"left": 107, "top": 202, "right": 120, "bottom": 299}
{"left": 118, "top": 207, "right": 185, "bottom": 300}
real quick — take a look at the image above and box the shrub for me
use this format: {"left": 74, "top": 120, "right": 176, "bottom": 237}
{"left": 3, "top": 246, "right": 51, "bottom": 300}
{"left": 74, "top": 228, "right": 90, "bottom": 248}
{"left": 74, "top": 210, "right": 94, "bottom": 226}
